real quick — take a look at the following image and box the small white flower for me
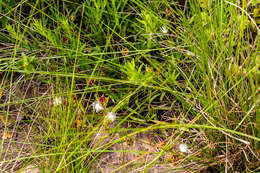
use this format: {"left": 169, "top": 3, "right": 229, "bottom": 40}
{"left": 92, "top": 101, "right": 103, "bottom": 113}
{"left": 106, "top": 112, "right": 116, "bottom": 122}
{"left": 161, "top": 26, "right": 168, "bottom": 34}
{"left": 179, "top": 143, "right": 188, "bottom": 153}
{"left": 53, "top": 97, "right": 62, "bottom": 106}
{"left": 149, "top": 32, "right": 152, "bottom": 39}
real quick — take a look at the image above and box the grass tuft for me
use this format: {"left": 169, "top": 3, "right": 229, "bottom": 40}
{"left": 0, "top": 0, "right": 259, "bottom": 172}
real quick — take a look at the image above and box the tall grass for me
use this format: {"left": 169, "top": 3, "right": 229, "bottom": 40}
{"left": 0, "top": 0, "right": 259, "bottom": 172}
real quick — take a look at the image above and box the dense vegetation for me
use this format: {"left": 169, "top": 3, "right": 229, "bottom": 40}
{"left": 0, "top": 0, "right": 259, "bottom": 172}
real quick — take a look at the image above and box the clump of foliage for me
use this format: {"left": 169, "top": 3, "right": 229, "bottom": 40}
{"left": 0, "top": 0, "right": 259, "bottom": 172}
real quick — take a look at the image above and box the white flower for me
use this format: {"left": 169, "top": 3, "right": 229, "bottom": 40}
{"left": 161, "top": 26, "right": 168, "bottom": 34}
{"left": 53, "top": 97, "right": 62, "bottom": 106}
{"left": 92, "top": 101, "right": 103, "bottom": 113}
{"left": 149, "top": 32, "right": 152, "bottom": 39}
{"left": 106, "top": 112, "right": 116, "bottom": 122}
{"left": 179, "top": 143, "right": 188, "bottom": 153}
